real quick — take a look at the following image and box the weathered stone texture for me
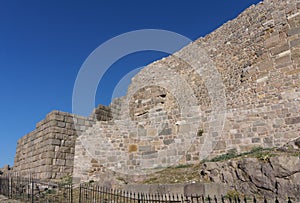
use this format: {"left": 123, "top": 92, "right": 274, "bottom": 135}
{"left": 92, "top": 104, "right": 112, "bottom": 121}
{"left": 14, "top": 111, "right": 96, "bottom": 179}
{"left": 199, "top": 155, "right": 300, "bottom": 201}
{"left": 14, "top": 0, "right": 300, "bottom": 183}
{"left": 73, "top": 0, "right": 300, "bottom": 182}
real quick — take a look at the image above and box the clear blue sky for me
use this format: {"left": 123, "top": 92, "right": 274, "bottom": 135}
{"left": 0, "top": 0, "right": 261, "bottom": 167}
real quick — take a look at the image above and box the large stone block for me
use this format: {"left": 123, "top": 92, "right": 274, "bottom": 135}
{"left": 285, "top": 116, "right": 300, "bottom": 124}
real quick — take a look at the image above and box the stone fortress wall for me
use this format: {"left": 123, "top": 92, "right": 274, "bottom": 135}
{"left": 13, "top": 106, "right": 111, "bottom": 179}
{"left": 14, "top": 0, "right": 300, "bottom": 182}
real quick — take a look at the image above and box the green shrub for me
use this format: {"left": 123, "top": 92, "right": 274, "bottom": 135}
{"left": 203, "top": 146, "right": 275, "bottom": 163}
{"left": 209, "top": 149, "right": 238, "bottom": 162}
{"left": 173, "top": 164, "right": 193, "bottom": 169}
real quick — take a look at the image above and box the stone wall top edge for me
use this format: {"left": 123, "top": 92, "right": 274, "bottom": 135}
{"left": 45, "top": 110, "right": 95, "bottom": 121}
{"left": 17, "top": 128, "right": 38, "bottom": 143}
{"left": 128, "top": 1, "right": 265, "bottom": 77}
{"left": 18, "top": 110, "right": 96, "bottom": 143}
{"left": 195, "top": 1, "right": 261, "bottom": 41}
{"left": 194, "top": 0, "right": 299, "bottom": 46}
{"left": 127, "top": 0, "right": 299, "bottom": 92}
{"left": 46, "top": 110, "right": 76, "bottom": 118}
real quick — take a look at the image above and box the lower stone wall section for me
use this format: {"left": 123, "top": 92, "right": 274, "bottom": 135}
{"left": 14, "top": 110, "right": 96, "bottom": 179}
{"left": 123, "top": 183, "right": 230, "bottom": 197}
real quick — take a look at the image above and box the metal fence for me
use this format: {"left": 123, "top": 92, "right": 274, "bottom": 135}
{"left": 79, "top": 184, "right": 293, "bottom": 203}
{"left": 0, "top": 175, "right": 295, "bottom": 203}
{"left": 0, "top": 174, "right": 72, "bottom": 202}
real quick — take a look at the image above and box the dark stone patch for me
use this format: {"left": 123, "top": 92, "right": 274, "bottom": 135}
{"left": 252, "top": 137, "right": 261, "bottom": 143}
{"left": 285, "top": 117, "right": 300, "bottom": 125}
{"left": 159, "top": 127, "right": 172, "bottom": 136}
{"left": 163, "top": 139, "right": 175, "bottom": 145}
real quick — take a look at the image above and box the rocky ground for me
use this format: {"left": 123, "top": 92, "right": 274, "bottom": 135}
{"left": 198, "top": 151, "right": 300, "bottom": 200}
{"left": 113, "top": 137, "right": 300, "bottom": 201}
{"left": 0, "top": 195, "right": 22, "bottom": 203}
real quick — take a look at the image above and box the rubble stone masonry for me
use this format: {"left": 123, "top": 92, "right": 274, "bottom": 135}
{"left": 14, "top": 0, "right": 300, "bottom": 182}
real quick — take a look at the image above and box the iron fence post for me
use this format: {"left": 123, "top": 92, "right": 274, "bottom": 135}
{"left": 31, "top": 178, "right": 34, "bottom": 203}
{"left": 71, "top": 184, "right": 73, "bottom": 203}
{"left": 9, "top": 176, "right": 12, "bottom": 199}
{"left": 79, "top": 184, "right": 82, "bottom": 203}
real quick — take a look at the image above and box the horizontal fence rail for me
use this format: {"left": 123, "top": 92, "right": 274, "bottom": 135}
{"left": 78, "top": 184, "right": 294, "bottom": 203}
{"left": 0, "top": 174, "right": 72, "bottom": 203}
{"left": 0, "top": 175, "right": 295, "bottom": 203}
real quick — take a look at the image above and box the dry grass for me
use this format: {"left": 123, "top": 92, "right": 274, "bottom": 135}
{"left": 141, "top": 147, "right": 300, "bottom": 184}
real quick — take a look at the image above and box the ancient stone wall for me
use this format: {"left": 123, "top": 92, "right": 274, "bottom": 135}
{"left": 192, "top": 0, "right": 300, "bottom": 154}
{"left": 93, "top": 104, "right": 113, "bottom": 121}
{"left": 14, "top": 0, "right": 300, "bottom": 183}
{"left": 13, "top": 103, "right": 113, "bottom": 180}
{"left": 73, "top": 0, "right": 300, "bottom": 182}
{"left": 14, "top": 111, "right": 96, "bottom": 179}
{"left": 14, "top": 111, "right": 95, "bottom": 179}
